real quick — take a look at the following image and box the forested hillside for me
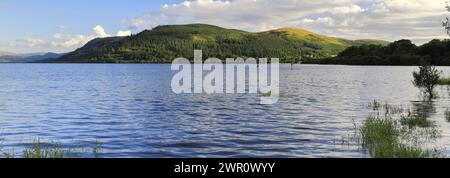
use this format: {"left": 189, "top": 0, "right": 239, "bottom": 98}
{"left": 49, "top": 24, "right": 389, "bottom": 63}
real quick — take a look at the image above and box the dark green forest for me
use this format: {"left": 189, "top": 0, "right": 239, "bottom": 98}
{"left": 314, "top": 39, "right": 450, "bottom": 66}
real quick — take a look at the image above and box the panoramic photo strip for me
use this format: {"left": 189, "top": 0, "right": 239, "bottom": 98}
{"left": 1, "top": 0, "right": 450, "bottom": 176}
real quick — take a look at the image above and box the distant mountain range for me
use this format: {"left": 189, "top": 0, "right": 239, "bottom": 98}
{"left": 0, "top": 52, "right": 64, "bottom": 63}
{"left": 42, "top": 24, "right": 389, "bottom": 63}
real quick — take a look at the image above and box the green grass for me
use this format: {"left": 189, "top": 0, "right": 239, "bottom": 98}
{"left": 360, "top": 115, "right": 439, "bottom": 158}
{"left": 274, "top": 28, "right": 346, "bottom": 45}
{"left": 359, "top": 101, "right": 444, "bottom": 158}
{"left": 23, "top": 138, "right": 72, "bottom": 158}
{"left": 437, "top": 77, "right": 450, "bottom": 85}
{"left": 360, "top": 116, "right": 398, "bottom": 157}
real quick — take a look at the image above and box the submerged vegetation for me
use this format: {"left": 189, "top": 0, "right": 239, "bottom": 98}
{"left": 445, "top": 109, "right": 450, "bottom": 122}
{"left": 399, "top": 115, "right": 434, "bottom": 129}
{"left": 0, "top": 138, "right": 103, "bottom": 158}
{"left": 23, "top": 138, "right": 72, "bottom": 158}
{"left": 361, "top": 116, "right": 432, "bottom": 158}
{"left": 358, "top": 101, "right": 444, "bottom": 158}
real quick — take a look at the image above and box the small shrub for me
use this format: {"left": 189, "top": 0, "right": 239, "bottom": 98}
{"left": 413, "top": 63, "right": 441, "bottom": 98}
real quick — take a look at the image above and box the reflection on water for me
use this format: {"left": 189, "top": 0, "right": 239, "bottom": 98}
{"left": 0, "top": 64, "right": 450, "bottom": 157}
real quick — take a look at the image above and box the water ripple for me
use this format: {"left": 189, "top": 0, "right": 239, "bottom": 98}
{"left": 0, "top": 64, "right": 450, "bottom": 157}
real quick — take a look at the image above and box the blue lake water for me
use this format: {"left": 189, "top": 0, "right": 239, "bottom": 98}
{"left": 1, "top": 64, "right": 450, "bottom": 158}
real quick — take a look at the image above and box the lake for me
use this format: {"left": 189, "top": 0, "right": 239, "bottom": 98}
{"left": 1, "top": 64, "right": 450, "bottom": 158}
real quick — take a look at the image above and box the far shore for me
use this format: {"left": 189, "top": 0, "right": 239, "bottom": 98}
{"left": 0, "top": 62, "right": 449, "bottom": 67}
{"left": 1, "top": 62, "right": 450, "bottom": 67}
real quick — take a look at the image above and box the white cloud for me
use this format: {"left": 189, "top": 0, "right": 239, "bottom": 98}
{"left": 302, "top": 18, "right": 315, "bottom": 24}
{"left": 7, "top": 0, "right": 449, "bottom": 53}
{"left": 126, "top": 0, "right": 450, "bottom": 43}
{"left": 93, "top": 25, "right": 110, "bottom": 38}
{"left": 51, "top": 25, "right": 131, "bottom": 49}
{"left": 0, "top": 37, "right": 51, "bottom": 53}
{"left": 331, "top": 4, "right": 366, "bottom": 14}
{"left": 116, "top": 30, "right": 132, "bottom": 37}
{"left": 128, "top": 0, "right": 364, "bottom": 31}
{"left": 51, "top": 34, "right": 93, "bottom": 48}
{"left": 315, "top": 17, "right": 335, "bottom": 26}
{"left": 24, "top": 38, "right": 44, "bottom": 47}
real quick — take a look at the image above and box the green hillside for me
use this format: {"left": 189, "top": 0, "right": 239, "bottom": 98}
{"left": 50, "top": 24, "right": 389, "bottom": 63}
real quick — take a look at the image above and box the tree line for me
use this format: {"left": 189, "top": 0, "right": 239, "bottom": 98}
{"left": 312, "top": 39, "right": 450, "bottom": 66}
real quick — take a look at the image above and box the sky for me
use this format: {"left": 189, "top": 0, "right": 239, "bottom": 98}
{"left": 0, "top": 0, "right": 449, "bottom": 54}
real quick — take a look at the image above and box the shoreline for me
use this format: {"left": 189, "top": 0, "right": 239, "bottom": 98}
{"left": 0, "top": 62, "right": 447, "bottom": 67}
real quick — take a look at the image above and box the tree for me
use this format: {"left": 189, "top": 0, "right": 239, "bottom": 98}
{"left": 444, "top": 2, "right": 450, "bottom": 36}
{"left": 413, "top": 63, "right": 441, "bottom": 98}
{"left": 386, "top": 39, "right": 416, "bottom": 54}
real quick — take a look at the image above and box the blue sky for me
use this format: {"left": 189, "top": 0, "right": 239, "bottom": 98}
{"left": 1, "top": 0, "right": 449, "bottom": 53}
{"left": 0, "top": 0, "right": 178, "bottom": 53}
{"left": 0, "top": 0, "right": 157, "bottom": 35}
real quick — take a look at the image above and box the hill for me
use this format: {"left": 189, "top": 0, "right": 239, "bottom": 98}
{"left": 49, "top": 24, "right": 389, "bottom": 63}
{"left": 21, "top": 52, "right": 64, "bottom": 62}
